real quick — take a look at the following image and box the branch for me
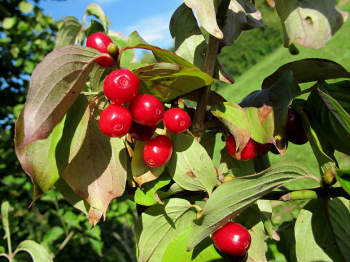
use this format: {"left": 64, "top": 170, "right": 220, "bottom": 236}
{"left": 262, "top": 187, "right": 349, "bottom": 201}
{"left": 191, "top": 0, "right": 230, "bottom": 140}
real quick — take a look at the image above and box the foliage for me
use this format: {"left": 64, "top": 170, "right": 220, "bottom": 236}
{"left": 3, "top": 0, "right": 350, "bottom": 262}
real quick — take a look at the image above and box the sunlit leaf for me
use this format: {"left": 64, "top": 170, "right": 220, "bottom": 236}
{"left": 60, "top": 111, "right": 127, "bottom": 219}
{"left": 19, "top": 1, "right": 33, "bottom": 13}
{"left": 85, "top": 3, "right": 110, "bottom": 30}
{"left": 21, "top": 45, "right": 108, "bottom": 147}
{"left": 168, "top": 133, "right": 217, "bottom": 195}
{"left": 295, "top": 199, "right": 350, "bottom": 262}
{"left": 135, "top": 62, "right": 213, "bottom": 102}
{"left": 184, "top": 0, "right": 223, "bottom": 39}
{"left": 15, "top": 96, "right": 90, "bottom": 201}
{"left": 55, "top": 16, "right": 84, "bottom": 48}
{"left": 275, "top": 0, "right": 348, "bottom": 49}
{"left": 131, "top": 140, "right": 165, "bottom": 187}
{"left": 135, "top": 198, "right": 196, "bottom": 262}
{"left": 14, "top": 240, "right": 53, "bottom": 262}
{"left": 169, "top": 3, "right": 234, "bottom": 84}
{"left": 187, "top": 161, "right": 313, "bottom": 251}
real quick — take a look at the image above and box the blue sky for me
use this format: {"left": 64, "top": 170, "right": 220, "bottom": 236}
{"left": 36, "top": 0, "right": 183, "bottom": 51}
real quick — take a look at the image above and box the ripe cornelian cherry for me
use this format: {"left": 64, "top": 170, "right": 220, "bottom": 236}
{"left": 163, "top": 108, "right": 191, "bottom": 134}
{"left": 128, "top": 121, "right": 156, "bottom": 141}
{"left": 104, "top": 69, "right": 139, "bottom": 104}
{"left": 255, "top": 141, "right": 271, "bottom": 156}
{"left": 285, "top": 108, "right": 301, "bottom": 131}
{"left": 128, "top": 94, "right": 165, "bottom": 126}
{"left": 143, "top": 135, "right": 173, "bottom": 167}
{"left": 86, "top": 32, "right": 114, "bottom": 67}
{"left": 99, "top": 104, "right": 132, "bottom": 137}
{"left": 226, "top": 135, "right": 256, "bottom": 161}
{"left": 212, "top": 222, "right": 251, "bottom": 257}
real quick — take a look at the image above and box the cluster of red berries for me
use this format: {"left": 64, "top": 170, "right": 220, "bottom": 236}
{"left": 86, "top": 32, "right": 192, "bottom": 168}
{"left": 212, "top": 221, "right": 251, "bottom": 261}
{"left": 226, "top": 108, "right": 309, "bottom": 161}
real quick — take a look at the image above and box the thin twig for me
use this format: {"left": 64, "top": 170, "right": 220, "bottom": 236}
{"left": 54, "top": 231, "right": 74, "bottom": 257}
{"left": 112, "top": 232, "right": 137, "bottom": 262}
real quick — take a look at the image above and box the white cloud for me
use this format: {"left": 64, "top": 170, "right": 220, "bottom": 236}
{"left": 125, "top": 14, "right": 174, "bottom": 48}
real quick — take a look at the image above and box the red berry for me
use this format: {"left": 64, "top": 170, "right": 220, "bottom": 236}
{"left": 163, "top": 108, "right": 191, "bottom": 134}
{"left": 255, "top": 141, "right": 271, "bottom": 156}
{"left": 98, "top": 104, "right": 132, "bottom": 137}
{"left": 143, "top": 135, "right": 173, "bottom": 167}
{"left": 212, "top": 222, "right": 251, "bottom": 257}
{"left": 86, "top": 32, "right": 114, "bottom": 67}
{"left": 128, "top": 94, "right": 165, "bottom": 126}
{"left": 104, "top": 69, "right": 139, "bottom": 104}
{"left": 129, "top": 121, "right": 156, "bottom": 141}
{"left": 226, "top": 135, "right": 256, "bottom": 161}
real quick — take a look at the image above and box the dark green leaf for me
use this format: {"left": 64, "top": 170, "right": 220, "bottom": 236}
{"left": 262, "top": 59, "right": 350, "bottom": 89}
{"left": 85, "top": 20, "right": 105, "bottom": 38}
{"left": 187, "top": 161, "right": 313, "bottom": 251}
{"left": 168, "top": 133, "right": 217, "bottom": 195}
{"left": 307, "top": 84, "right": 350, "bottom": 155}
{"left": 135, "top": 62, "right": 213, "bottom": 102}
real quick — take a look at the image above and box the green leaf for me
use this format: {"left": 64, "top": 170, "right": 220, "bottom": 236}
{"left": 20, "top": 45, "right": 107, "bottom": 147}
{"left": 60, "top": 110, "right": 127, "bottom": 219}
{"left": 124, "top": 31, "right": 199, "bottom": 70}
{"left": 184, "top": 0, "right": 223, "bottom": 39}
{"left": 211, "top": 102, "right": 250, "bottom": 155}
{"left": 307, "top": 84, "right": 350, "bottom": 155}
{"left": 262, "top": 59, "right": 350, "bottom": 89}
{"left": 275, "top": 0, "right": 348, "bottom": 49}
{"left": 133, "top": 172, "right": 172, "bottom": 206}
{"left": 323, "top": 80, "right": 350, "bottom": 114}
{"left": 240, "top": 70, "right": 301, "bottom": 152}
{"left": 89, "top": 64, "right": 114, "bottom": 92}
{"left": 55, "top": 178, "right": 103, "bottom": 227}
{"left": 169, "top": 4, "right": 233, "bottom": 84}
{"left": 85, "top": 3, "right": 110, "bottom": 30}
{"left": 55, "top": 16, "right": 84, "bottom": 48}
{"left": 135, "top": 62, "right": 213, "bottom": 102}
{"left": 335, "top": 169, "right": 350, "bottom": 195}
{"left": 3, "top": 17, "right": 17, "bottom": 29}
{"left": 19, "top": 1, "right": 33, "bottom": 13}
{"left": 295, "top": 199, "right": 350, "bottom": 262}
{"left": 161, "top": 227, "right": 227, "bottom": 262}
{"left": 221, "top": 0, "right": 265, "bottom": 47}
{"left": 135, "top": 198, "right": 196, "bottom": 262}
{"left": 187, "top": 161, "right": 313, "bottom": 251}
{"left": 1, "top": 202, "right": 14, "bottom": 240}
{"left": 244, "top": 106, "right": 275, "bottom": 144}
{"left": 168, "top": 133, "right": 217, "bottom": 195}
{"left": 42, "top": 226, "right": 64, "bottom": 243}
{"left": 14, "top": 240, "right": 53, "bottom": 262}
{"left": 235, "top": 205, "right": 268, "bottom": 262}
{"left": 131, "top": 140, "right": 165, "bottom": 187}
{"left": 85, "top": 19, "right": 105, "bottom": 38}
{"left": 15, "top": 96, "right": 90, "bottom": 200}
